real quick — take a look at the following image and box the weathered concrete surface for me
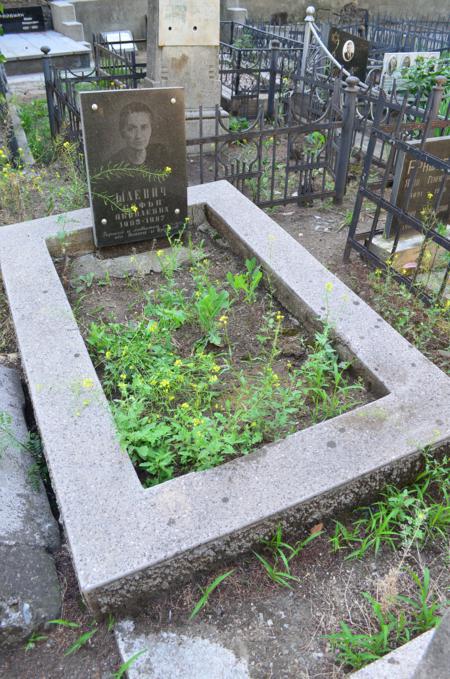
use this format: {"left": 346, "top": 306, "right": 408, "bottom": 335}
{"left": 352, "top": 631, "right": 433, "bottom": 678}
{"left": 0, "top": 365, "right": 61, "bottom": 647}
{"left": 69, "top": 246, "right": 192, "bottom": 283}
{"left": 413, "top": 610, "right": 450, "bottom": 679}
{"left": 0, "top": 366, "right": 60, "bottom": 552}
{"left": 0, "top": 544, "right": 61, "bottom": 648}
{"left": 115, "top": 620, "right": 250, "bottom": 678}
{"left": 0, "top": 186, "right": 449, "bottom": 615}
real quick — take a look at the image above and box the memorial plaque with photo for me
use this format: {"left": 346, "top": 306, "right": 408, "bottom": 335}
{"left": 328, "top": 27, "right": 369, "bottom": 83}
{"left": 80, "top": 88, "right": 187, "bottom": 248}
{"left": 381, "top": 51, "right": 439, "bottom": 92}
{"left": 385, "top": 135, "right": 450, "bottom": 238}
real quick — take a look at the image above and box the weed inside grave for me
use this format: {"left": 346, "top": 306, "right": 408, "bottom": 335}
{"left": 84, "top": 227, "right": 367, "bottom": 486}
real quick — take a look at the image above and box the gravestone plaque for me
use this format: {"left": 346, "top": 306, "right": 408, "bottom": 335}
{"left": 0, "top": 6, "right": 45, "bottom": 33}
{"left": 328, "top": 27, "right": 369, "bottom": 82}
{"left": 385, "top": 135, "right": 450, "bottom": 238}
{"left": 381, "top": 52, "right": 439, "bottom": 92}
{"left": 80, "top": 88, "right": 187, "bottom": 248}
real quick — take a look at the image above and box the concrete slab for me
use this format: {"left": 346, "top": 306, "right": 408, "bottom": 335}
{"left": 115, "top": 621, "right": 250, "bottom": 679}
{"left": 0, "top": 183, "right": 449, "bottom": 615}
{"left": 352, "top": 631, "right": 433, "bottom": 678}
{"left": 0, "top": 365, "right": 61, "bottom": 647}
{"left": 69, "top": 246, "right": 194, "bottom": 283}
{"left": 413, "top": 609, "right": 450, "bottom": 679}
{"left": 0, "top": 366, "right": 60, "bottom": 552}
{"left": 0, "top": 31, "right": 90, "bottom": 62}
{"left": 0, "top": 544, "right": 61, "bottom": 648}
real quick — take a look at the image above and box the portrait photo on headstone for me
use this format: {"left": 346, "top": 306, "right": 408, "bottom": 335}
{"left": 328, "top": 27, "right": 369, "bottom": 82}
{"left": 381, "top": 51, "right": 439, "bottom": 90}
{"left": 80, "top": 87, "right": 188, "bottom": 248}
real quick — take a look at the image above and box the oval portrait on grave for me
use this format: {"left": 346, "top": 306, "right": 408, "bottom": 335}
{"left": 402, "top": 56, "right": 411, "bottom": 69}
{"left": 388, "top": 56, "right": 398, "bottom": 75}
{"left": 342, "top": 40, "right": 355, "bottom": 62}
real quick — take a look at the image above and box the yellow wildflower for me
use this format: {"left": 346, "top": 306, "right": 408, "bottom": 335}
{"left": 212, "top": 364, "right": 221, "bottom": 373}
{"left": 156, "top": 250, "right": 164, "bottom": 257}
{"left": 325, "top": 282, "right": 334, "bottom": 293}
{"left": 427, "top": 192, "right": 434, "bottom": 200}
{"left": 164, "top": 166, "right": 172, "bottom": 173}
{"left": 82, "top": 378, "right": 94, "bottom": 389}
{"left": 160, "top": 379, "right": 170, "bottom": 388}
{"left": 181, "top": 402, "right": 189, "bottom": 409}
{"left": 275, "top": 312, "right": 284, "bottom": 322}
{"left": 174, "top": 359, "right": 183, "bottom": 367}
{"left": 120, "top": 373, "right": 127, "bottom": 381}
{"left": 209, "top": 375, "right": 218, "bottom": 384}
{"left": 148, "top": 321, "right": 158, "bottom": 332}
{"left": 130, "top": 204, "right": 138, "bottom": 214}
{"left": 105, "top": 350, "right": 112, "bottom": 359}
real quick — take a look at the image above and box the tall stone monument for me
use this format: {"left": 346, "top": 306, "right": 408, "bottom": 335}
{"left": 146, "top": 0, "right": 222, "bottom": 140}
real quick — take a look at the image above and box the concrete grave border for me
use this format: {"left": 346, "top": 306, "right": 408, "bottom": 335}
{"left": 1, "top": 181, "right": 449, "bottom": 614}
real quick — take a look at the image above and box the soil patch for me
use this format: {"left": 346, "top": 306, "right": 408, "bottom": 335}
{"left": 56, "top": 222, "right": 374, "bottom": 487}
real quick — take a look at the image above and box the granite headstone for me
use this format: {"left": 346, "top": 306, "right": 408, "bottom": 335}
{"left": 80, "top": 87, "right": 187, "bottom": 248}
{"left": 328, "top": 26, "right": 369, "bottom": 83}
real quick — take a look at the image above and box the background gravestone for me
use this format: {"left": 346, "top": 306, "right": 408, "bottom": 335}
{"left": 80, "top": 87, "right": 187, "bottom": 248}
{"left": 146, "top": 0, "right": 222, "bottom": 141}
{"left": 381, "top": 51, "right": 440, "bottom": 92}
{"left": 328, "top": 26, "right": 369, "bottom": 82}
{"left": 385, "top": 135, "right": 450, "bottom": 238}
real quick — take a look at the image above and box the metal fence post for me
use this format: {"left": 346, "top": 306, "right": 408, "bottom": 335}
{"left": 131, "top": 49, "right": 137, "bottom": 89}
{"left": 299, "top": 6, "right": 315, "bottom": 79}
{"left": 429, "top": 75, "right": 446, "bottom": 121}
{"left": 235, "top": 48, "right": 242, "bottom": 97}
{"left": 267, "top": 39, "right": 280, "bottom": 118}
{"left": 334, "top": 75, "right": 359, "bottom": 205}
{"left": 40, "top": 46, "right": 58, "bottom": 140}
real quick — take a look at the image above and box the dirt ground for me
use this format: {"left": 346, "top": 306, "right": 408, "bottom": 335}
{"left": 1, "top": 178, "right": 449, "bottom": 678}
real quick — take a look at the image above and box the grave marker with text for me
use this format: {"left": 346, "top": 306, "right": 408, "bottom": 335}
{"left": 385, "top": 135, "right": 450, "bottom": 238}
{"left": 80, "top": 87, "right": 187, "bottom": 248}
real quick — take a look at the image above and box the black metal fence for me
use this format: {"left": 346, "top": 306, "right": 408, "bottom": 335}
{"left": 340, "top": 14, "right": 450, "bottom": 60}
{"left": 41, "top": 45, "right": 146, "bottom": 149}
{"left": 92, "top": 33, "right": 146, "bottom": 86}
{"left": 221, "top": 21, "right": 304, "bottom": 50}
{"left": 345, "top": 78, "right": 450, "bottom": 304}
{"left": 220, "top": 41, "right": 302, "bottom": 119}
{"left": 187, "top": 87, "right": 348, "bottom": 207}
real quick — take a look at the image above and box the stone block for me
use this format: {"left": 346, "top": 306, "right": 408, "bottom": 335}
{"left": 61, "top": 20, "right": 85, "bottom": 42}
{"left": 413, "top": 610, "right": 450, "bottom": 679}
{"left": 0, "top": 366, "right": 60, "bottom": 552}
{"left": 0, "top": 365, "right": 61, "bottom": 647}
{"left": 115, "top": 621, "right": 250, "bottom": 678}
{"left": 0, "top": 544, "right": 61, "bottom": 648}
{"left": 51, "top": 1, "right": 77, "bottom": 26}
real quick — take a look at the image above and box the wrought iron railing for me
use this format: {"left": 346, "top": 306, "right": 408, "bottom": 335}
{"left": 345, "top": 77, "right": 450, "bottom": 304}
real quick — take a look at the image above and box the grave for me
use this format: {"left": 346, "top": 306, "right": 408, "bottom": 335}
{"left": 80, "top": 87, "right": 188, "bottom": 247}
{"left": 1, "top": 182, "right": 449, "bottom": 615}
{"left": 385, "top": 135, "right": 450, "bottom": 238}
{"left": 381, "top": 51, "right": 440, "bottom": 92}
{"left": 327, "top": 26, "right": 369, "bottom": 82}
{"left": 145, "top": 0, "right": 223, "bottom": 141}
